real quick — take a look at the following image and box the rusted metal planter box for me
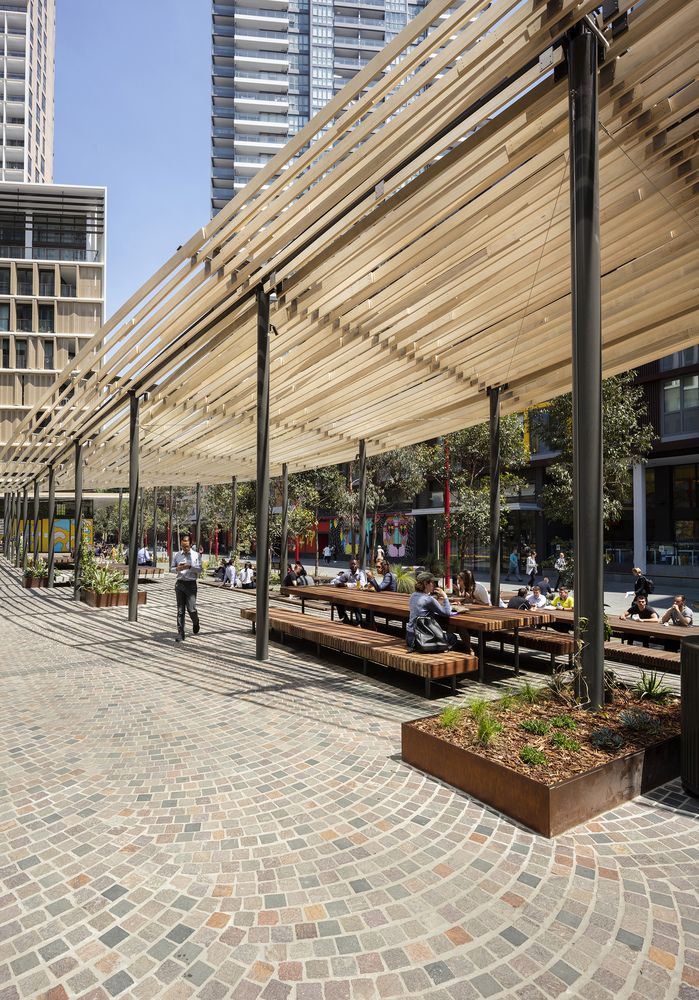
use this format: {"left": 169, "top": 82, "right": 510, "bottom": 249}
{"left": 22, "top": 576, "right": 48, "bottom": 588}
{"left": 402, "top": 720, "right": 680, "bottom": 837}
{"left": 80, "top": 589, "right": 147, "bottom": 609}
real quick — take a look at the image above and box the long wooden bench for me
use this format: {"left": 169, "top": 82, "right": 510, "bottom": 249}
{"left": 241, "top": 607, "right": 478, "bottom": 697}
{"left": 603, "top": 642, "right": 681, "bottom": 674}
{"left": 110, "top": 563, "right": 164, "bottom": 580}
{"left": 491, "top": 628, "right": 576, "bottom": 672}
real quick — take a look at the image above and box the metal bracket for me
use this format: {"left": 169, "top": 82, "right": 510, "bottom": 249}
{"left": 602, "top": 0, "right": 628, "bottom": 39}
{"left": 539, "top": 47, "right": 554, "bottom": 72}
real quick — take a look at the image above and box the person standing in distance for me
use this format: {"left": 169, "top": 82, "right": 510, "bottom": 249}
{"left": 172, "top": 534, "right": 203, "bottom": 642}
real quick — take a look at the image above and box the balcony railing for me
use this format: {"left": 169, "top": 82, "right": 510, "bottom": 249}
{"left": 16, "top": 319, "right": 32, "bottom": 332}
{"left": 17, "top": 282, "right": 33, "bottom": 294}
{"left": 32, "top": 247, "right": 100, "bottom": 262}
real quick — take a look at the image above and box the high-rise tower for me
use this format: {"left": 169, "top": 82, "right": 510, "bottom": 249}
{"left": 211, "top": 0, "right": 426, "bottom": 214}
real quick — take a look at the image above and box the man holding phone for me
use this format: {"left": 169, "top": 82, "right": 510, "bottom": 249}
{"left": 172, "top": 534, "right": 203, "bottom": 642}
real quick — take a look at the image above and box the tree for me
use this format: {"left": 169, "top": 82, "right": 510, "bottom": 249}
{"left": 534, "top": 372, "right": 655, "bottom": 528}
{"left": 289, "top": 467, "right": 344, "bottom": 573}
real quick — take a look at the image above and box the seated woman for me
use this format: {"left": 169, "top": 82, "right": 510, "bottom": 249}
{"left": 282, "top": 563, "right": 297, "bottom": 587}
{"left": 293, "top": 562, "right": 311, "bottom": 586}
{"left": 366, "top": 557, "right": 397, "bottom": 592}
{"left": 222, "top": 559, "right": 238, "bottom": 588}
{"left": 239, "top": 562, "right": 255, "bottom": 589}
{"left": 453, "top": 569, "right": 490, "bottom": 605}
{"left": 407, "top": 572, "right": 462, "bottom": 651}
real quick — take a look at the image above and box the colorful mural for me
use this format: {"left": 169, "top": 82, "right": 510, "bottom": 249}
{"left": 383, "top": 514, "right": 413, "bottom": 558}
{"left": 331, "top": 518, "right": 372, "bottom": 556}
{"left": 21, "top": 518, "right": 93, "bottom": 553}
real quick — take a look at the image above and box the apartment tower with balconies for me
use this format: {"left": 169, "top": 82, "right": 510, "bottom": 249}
{"left": 211, "top": 0, "right": 426, "bottom": 213}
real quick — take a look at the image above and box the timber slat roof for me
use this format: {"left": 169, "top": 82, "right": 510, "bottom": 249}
{"left": 1, "top": 0, "right": 697, "bottom": 489}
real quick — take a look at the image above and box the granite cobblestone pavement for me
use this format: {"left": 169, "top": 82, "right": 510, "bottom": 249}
{"left": 0, "top": 560, "right": 697, "bottom": 1000}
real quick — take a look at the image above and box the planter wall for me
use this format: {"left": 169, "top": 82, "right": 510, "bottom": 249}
{"left": 681, "top": 636, "right": 699, "bottom": 797}
{"left": 80, "top": 590, "right": 147, "bottom": 609}
{"left": 22, "top": 577, "right": 48, "bottom": 588}
{"left": 402, "top": 721, "right": 680, "bottom": 837}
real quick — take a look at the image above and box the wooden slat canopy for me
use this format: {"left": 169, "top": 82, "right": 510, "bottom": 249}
{"left": 1, "top": 0, "right": 697, "bottom": 491}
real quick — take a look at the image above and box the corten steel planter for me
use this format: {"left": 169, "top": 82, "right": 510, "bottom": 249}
{"left": 22, "top": 577, "right": 48, "bottom": 588}
{"left": 681, "top": 636, "right": 699, "bottom": 797}
{"left": 80, "top": 590, "right": 147, "bottom": 609}
{"left": 402, "top": 720, "right": 680, "bottom": 838}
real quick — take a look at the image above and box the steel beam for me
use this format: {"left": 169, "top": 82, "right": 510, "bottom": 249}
{"left": 488, "top": 386, "right": 501, "bottom": 608}
{"left": 47, "top": 466, "right": 56, "bottom": 587}
{"left": 568, "top": 25, "right": 604, "bottom": 708}
{"left": 280, "top": 463, "right": 289, "bottom": 577}
{"left": 256, "top": 286, "right": 270, "bottom": 661}
{"left": 128, "top": 392, "right": 140, "bottom": 622}
{"left": 358, "top": 440, "right": 367, "bottom": 569}
{"left": 73, "top": 441, "right": 83, "bottom": 600}
{"left": 32, "top": 477, "right": 40, "bottom": 564}
{"left": 13, "top": 491, "right": 20, "bottom": 565}
{"left": 152, "top": 487, "right": 158, "bottom": 557}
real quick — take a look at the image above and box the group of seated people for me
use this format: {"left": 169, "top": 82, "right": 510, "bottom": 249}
{"left": 283, "top": 562, "right": 312, "bottom": 587}
{"left": 214, "top": 559, "right": 255, "bottom": 588}
{"left": 620, "top": 592, "right": 693, "bottom": 627}
{"left": 507, "top": 583, "right": 574, "bottom": 611}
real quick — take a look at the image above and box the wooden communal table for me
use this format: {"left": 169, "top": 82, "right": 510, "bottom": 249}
{"left": 607, "top": 615, "right": 688, "bottom": 649}
{"left": 281, "top": 585, "right": 552, "bottom": 680}
{"left": 108, "top": 562, "right": 164, "bottom": 580}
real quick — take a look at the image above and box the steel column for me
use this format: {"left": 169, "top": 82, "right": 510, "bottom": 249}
{"left": 358, "top": 440, "right": 367, "bottom": 569}
{"left": 13, "top": 491, "right": 20, "bottom": 566}
{"left": 280, "top": 463, "right": 289, "bottom": 575}
{"left": 167, "top": 486, "right": 173, "bottom": 564}
{"left": 6, "top": 491, "right": 12, "bottom": 561}
{"left": 32, "top": 477, "right": 40, "bottom": 564}
{"left": 117, "top": 487, "right": 123, "bottom": 547}
{"left": 568, "top": 25, "right": 604, "bottom": 708}
{"left": 488, "top": 386, "right": 501, "bottom": 607}
{"left": 47, "top": 466, "right": 56, "bottom": 587}
{"left": 2, "top": 492, "right": 7, "bottom": 558}
{"left": 256, "top": 286, "right": 270, "bottom": 661}
{"left": 195, "top": 483, "right": 201, "bottom": 550}
{"left": 128, "top": 393, "right": 140, "bottom": 622}
{"left": 152, "top": 487, "right": 158, "bottom": 558}
{"left": 73, "top": 442, "right": 83, "bottom": 600}
{"left": 231, "top": 476, "right": 237, "bottom": 557}
{"left": 138, "top": 488, "right": 144, "bottom": 547}
{"left": 444, "top": 441, "right": 451, "bottom": 588}
{"left": 21, "top": 487, "right": 29, "bottom": 573}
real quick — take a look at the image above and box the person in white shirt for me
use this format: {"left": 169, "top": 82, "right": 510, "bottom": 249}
{"left": 222, "top": 560, "right": 238, "bottom": 588}
{"left": 171, "top": 535, "right": 203, "bottom": 642}
{"left": 526, "top": 550, "right": 538, "bottom": 588}
{"left": 331, "top": 557, "right": 366, "bottom": 624}
{"left": 322, "top": 544, "right": 332, "bottom": 566}
{"left": 454, "top": 569, "right": 490, "bottom": 606}
{"left": 137, "top": 545, "right": 152, "bottom": 566}
{"left": 239, "top": 562, "right": 254, "bottom": 589}
{"left": 526, "top": 584, "right": 547, "bottom": 609}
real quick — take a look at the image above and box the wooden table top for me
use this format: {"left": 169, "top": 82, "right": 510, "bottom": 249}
{"left": 608, "top": 614, "right": 691, "bottom": 643}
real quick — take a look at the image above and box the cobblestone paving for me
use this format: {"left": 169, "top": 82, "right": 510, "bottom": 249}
{"left": 1, "top": 561, "right": 697, "bottom": 1000}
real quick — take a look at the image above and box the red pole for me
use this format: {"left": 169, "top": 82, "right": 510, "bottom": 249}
{"left": 167, "top": 522, "right": 170, "bottom": 557}
{"left": 295, "top": 537, "right": 300, "bottom": 562}
{"left": 444, "top": 440, "right": 451, "bottom": 589}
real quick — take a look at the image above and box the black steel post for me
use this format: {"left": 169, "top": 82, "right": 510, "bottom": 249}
{"left": 256, "top": 286, "right": 270, "bottom": 660}
{"left": 12, "top": 491, "right": 19, "bottom": 565}
{"left": 168, "top": 486, "right": 173, "bottom": 564}
{"left": 195, "top": 482, "right": 201, "bottom": 550}
{"left": 5, "top": 491, "right": 12, "bottom": 561}
{"left": 2, "top": 492, "right": 7, "bottom": 558}
{"left": 568, "top": 24, "right": 604, "bottom": 708}
{"left": 280, "top": 463, "right": 289, "bottom": 577}
{"left": 32, "top": 477, "right": 40, "bottom": 564}
{"left": 128, "top": 393, "right": 141, "bottom": 622}
{"left": 21, "top": 486, "right": 29, "bottom": 573}
{"left": 358, "top": 440, "right": 367, "bottom": 569}
{"left": 231, "top": 475, "right": 237, "bottom": 557}
{"left": 117, "top": 487, "right": 123, "bottom": 547}
{"left": 14, "top": 490, "right": 21, "bottom": 567}
{"left": 488, "top": 386, "right": 501, "bottom": 607}
{"left": 138, "top": 488, "right": 144, "bottom": 549}
{"left": 73, "top": 441, "right": 83, "bottom": 600}
{"left": 47, "top": 466, "right": 56, "bottom": 587}
{"left": 152, "top": 486, "right": 158, "bottom": 559}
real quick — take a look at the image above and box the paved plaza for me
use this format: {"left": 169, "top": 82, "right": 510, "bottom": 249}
{"left": 1, "top": 562, "right": 698, "bottom": 1000}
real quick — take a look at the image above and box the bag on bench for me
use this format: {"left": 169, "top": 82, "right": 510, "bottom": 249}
{"left": 413, "top": 616, "right": 450, "bottom": 654}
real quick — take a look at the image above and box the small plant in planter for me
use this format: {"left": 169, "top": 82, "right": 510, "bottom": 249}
{"left": 438, "top": 705, "right": 463, "bottom": 731}
{"left": 469, "top": 697, "right": 490, "bottom": 721}
{"left": 496, "top": 692, "right": 517, "bottom": 711}
{"left": 476, "top": 712, "right": 502, "bottom": 747}
{"left": 550, "top": 732, "right": 581, "bottom": 751}
{"left": 618, "top": 709, "right": 661, "bottom": 735}
{"left": 519, "top": 719, "right": 550, "bottom": 736}
{"left": 79, "top": 549, "right": 142, "bottom": 608}
{"left": 634, "top": 671, "right": 673, "bottom": 703}
{"left": 590, "top": 727, "right": 624, "bottom": 752}
{"left": 22, "top": 559, "right": 49, "bottom": 587}
{"left": 520, "top": 745, "right": 548, "bottom": 766}
{"left": 550, "top": 714, "right": 577, "bottom": 730}
{"left": 516, "top": 682, "right": 542, "bottom": 705}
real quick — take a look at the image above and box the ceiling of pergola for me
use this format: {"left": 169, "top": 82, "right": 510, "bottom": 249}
{"left": 1, "top": 0, "right": 697, "bottom": 491}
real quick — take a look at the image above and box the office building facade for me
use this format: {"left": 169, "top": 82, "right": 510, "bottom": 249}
{"left": 0, "top": 0, "right": 55, "bottom": 183}
{"left": 211, "top": 0, "right": 426, "bottom": 213}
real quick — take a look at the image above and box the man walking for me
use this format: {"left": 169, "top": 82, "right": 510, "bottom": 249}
{"left": 172, "top": 534, "right": 203, "bottom": 642}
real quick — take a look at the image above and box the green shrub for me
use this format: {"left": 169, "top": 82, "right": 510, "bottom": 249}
{"left": 516, "top": 682, "right": 541, "bottom": 705}
{"left": 395, "top": 566, "right": 416, "bottom": 594}
{"left": 634, "top": 671, "right": 673, "bottom": 703}
{"left": 520, "top": 745, "right": 548, "bottom": 766}
{"left": 550, "top": 732, "right": 581, "bottom": 751}
{"left": 438, "top": 705, "right": 463, "bottom": 731}
{"left": 496, "top": 692, "right": 517, "bottom": 711}
{"left": 469, "top": 697, "right": 490, "bottom": 721}
{"left": 590, "top": 727, "right": 624, "bottom": 751}
{"left": 476, "top": 712, "right": 503, "bottom": 747}
{"left": 519, "top": 719, "right": 550, "bottom": 736}
{"left": 550, "top": 714, "right": 577, "bottom": 730}
{"left": 23, "top": 558, "right": 48, "bottom": 580}
{"left": 618, "top": 709, "right": 661, "bottom": 734}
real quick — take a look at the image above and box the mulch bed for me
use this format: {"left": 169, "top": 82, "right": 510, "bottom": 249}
{"left": 413, "top": 688, "right": 681, "bottom": 787}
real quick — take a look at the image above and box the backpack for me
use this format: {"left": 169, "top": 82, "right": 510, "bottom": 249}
{"left": 412, "top": 616, "right": 450, "bottom": 654}
{"left": 645, "top": 577, "right": 655, "bottom": 594}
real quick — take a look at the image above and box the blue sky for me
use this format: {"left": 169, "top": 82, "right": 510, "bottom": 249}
{"left": 54, "top": 1, "right": 211, "bottom": 318}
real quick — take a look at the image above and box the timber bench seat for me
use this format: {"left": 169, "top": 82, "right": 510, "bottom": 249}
{"left": 492, "top": 628, "right": 576, "bottom": 672}
{"left": 240, "top": 607, "right": 478, "bottom": 697}
{"left": 603, "top": 642, "right": 681, "bottom": 674}
{"left": 110, "top": 563, "right": 164, "bottom": 580}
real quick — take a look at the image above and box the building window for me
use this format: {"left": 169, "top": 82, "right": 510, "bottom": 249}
{"left": 16, "top": 304, "right": 32, "bottom": 332}
{"left": 38, "top": 304, "right": 54, "bottom": 333}
{"left": 38, "top": 269, "right": 54, "bottom": 295}
{"left": 17, "top": 268, "right": 33, "bottom": 295}
{"left": 0, "top": 304, "right": 9, "bottom": 332}
{"left": 0, "top": 269, "right": 9, "bottom": 295}
{"left": 673, "top": 464, "right": 698, "bottom": 510}
{"left": 662, "top": 375, "right": 699, "bottom": 437}
{"left": 659, "top": 346, "right": 699, "bottom": 371}
{"left": 43, "top": 339, "right": 53, "bottom": 370}
{"left": 1, "top": 337, "right": 9, "bottom": 368}
{"left": 15, "top": 338, "right": 27, "bottom": 369}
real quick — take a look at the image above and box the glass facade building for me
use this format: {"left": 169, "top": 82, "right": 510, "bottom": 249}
{"left": 211, "top": 0, "right": 427, "bottom": 213}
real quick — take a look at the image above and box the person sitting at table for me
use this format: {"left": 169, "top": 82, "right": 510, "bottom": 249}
{"left": 661, "top": 594, "right": 693, "bottom": 628}
{"left": 331, "top": 557, "right": 366, "bottom": 624}
{"left": 540, "top": 577, "right": 554, "bottom": 600}
{"left": 222, "top": 559, "right": 238, "bottom": 588}
{"left": 549, "top": 586, "right": 574, "bottom": 610}
{"left": 621, "top": 594, "right": 659, "bottom": 622}
{"left": 137, "top": 544, "right": 153, "bottom": 567}
{"left": 508, "top": 587, "right": 531, "bottom": 611}
{"left": 294, "top": 562, "right": 311, "bottom": 586}
{"left": 453, "top": 569, "right": 490, "bottom": 605}
{"left": 282, "top": 562, "right": 297, "bottom": 587}
{"left": 239, "top": 562, "right": 254, "bottom": 589}
{"left": 366, "top": 557, "right": 397, "bottom": 592}
{"left": 407, "top": 571, "right": 460, "bottom": 651}
{"left": 526, "top": 584, "right": 547, "bottom": 609}
{"left": 213, "top": 558, "right": 227, "bottom": 581}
